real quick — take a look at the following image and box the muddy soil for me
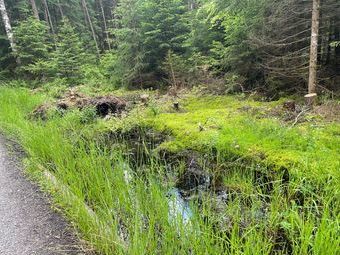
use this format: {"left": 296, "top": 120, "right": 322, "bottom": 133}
{"left": 32, "top": 90, "right": 127, "bottom": 120}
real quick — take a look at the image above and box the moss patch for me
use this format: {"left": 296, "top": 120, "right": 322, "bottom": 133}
{"left": 101, "top": 94, "right": 340, "bottom": 182}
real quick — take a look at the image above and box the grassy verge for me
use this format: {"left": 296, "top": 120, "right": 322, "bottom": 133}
{"left": 0, "top": 86, "right": 339, "bottom": 254}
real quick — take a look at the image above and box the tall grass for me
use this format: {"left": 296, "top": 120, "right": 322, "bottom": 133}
{"left": 0, "top": 87, "right": 338, "bottom": 254}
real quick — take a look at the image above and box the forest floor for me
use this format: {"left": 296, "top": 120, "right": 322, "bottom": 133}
{"left": 0, "top": 84, "right": 339, "bottom": 255}
{"left": 0, "top": 136, "right": 93, "bottom": 255}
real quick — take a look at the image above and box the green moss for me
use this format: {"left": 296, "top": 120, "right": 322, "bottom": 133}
{"left": 132, "top": 94, "right": 340, "bottom": 182}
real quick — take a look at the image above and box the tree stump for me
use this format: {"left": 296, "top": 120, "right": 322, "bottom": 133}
{"left": 173, "top": 102, "right": 179, "bottom": 111}
{"left": 140, "top": 94, "right": 149, "bottom": 105}
{"left": 304, "top": 93, "right": 317, "bottom": 108}
{"left": 283, "top": 101, "right": 296, "bottom": 112}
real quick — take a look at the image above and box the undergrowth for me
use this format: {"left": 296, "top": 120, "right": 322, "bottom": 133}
{"left": 0, "top": 86, "right": 339, "bottom": 255}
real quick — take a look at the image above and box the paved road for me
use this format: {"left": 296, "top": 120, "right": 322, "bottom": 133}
{"left": 0, "top": 136, "right": 89, "bottom": 255}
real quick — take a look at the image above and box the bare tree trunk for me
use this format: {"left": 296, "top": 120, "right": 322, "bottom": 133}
{"left": 168, "top": 52, "right": 177, "bottom": 89}
{"left": 44, "top": 6, "right": 48, "bottom": 24}
{"left": 187, "top": 0, "right": 195, "bottom": 10}
{"left": 0, "top": 0, "right": 18, "bottom": 59}
{"left": 57, "top": 0, "right": 64, "bottom": 18}
{"left": 98, "top": 0, "right": 111, "bottom": 50}
{"left": 308, "top": 0, "right": 321, "bottom": 94}
{"left": 42, "top": 0, "right": 55, "bottom": 35}
{"left": 29, "top": 0, "right": 40, "bottom": 20}
{"left": 81, "top": 0, "right": 100, "bottom": 56}
{"left": 334, "top": 25, "right": 340, "bottom": 70}
{"left": 81, "top": 0, "right": 88, "bottom": 26}
{"left": 111, "top": 0, "right": 117, "bottom": 29}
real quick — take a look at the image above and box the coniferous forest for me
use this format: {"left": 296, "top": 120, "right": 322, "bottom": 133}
{"left": 0, "top": 0, "right": 339, "bottom": 254}
{"left": 0, "top": 0, "right": 339, "bottom": 93}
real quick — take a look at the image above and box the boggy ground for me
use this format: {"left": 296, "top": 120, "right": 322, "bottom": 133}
{"left": 0, "top": 85, "right": 339, "bottom": 255}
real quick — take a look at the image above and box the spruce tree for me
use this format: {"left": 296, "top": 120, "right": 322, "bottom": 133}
{"left": 114, "top": 0, "right": 189, "bottom": 87}
{"left": 14, "top": 17, "right": 51, "bottom": 79}
{"left": 114, "top": 0, "right": 145, "bottom": 87}
{"left": 54, "top": 18, "right": 86, "bottom": 85}
{"left": 140, "top": 0, "right": 188, "bottom": 77}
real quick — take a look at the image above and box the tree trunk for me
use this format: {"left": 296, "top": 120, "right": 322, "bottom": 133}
{"left": 81, "top": 0, "right": 100, "bottom": 56}
{"left": 307, "top": 0, "right": 321, "bottom": 95}
{"left": 168, "top": 52, "right": 177, "bottom": 89}
{"left": 334, "top": 24, "right": 340, "bottom": 72}
{"left": 188, "top": 0, "right": 195, "bottom": 10}
{"left": 0, "top": 0, "right": 18, "bottom": 57}
{"left": 42, "top": 0, "right": 55, "bottom": 35}
{"left": 29, "top": 0, "right": 40, "bottom": 20}
{"left": 57, "top": 0, "right": 64, "bottom": 18}
{"left": 325, "top": 19, "right": 332, "bottom": 65}
{"left": 98, "top": 0, "right": 111, "bottom": 50}
{"left": 111, "top": 0, "right": 117, "bottom": 29}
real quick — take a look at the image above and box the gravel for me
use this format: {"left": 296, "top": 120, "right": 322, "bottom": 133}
{"left": 0, "top": 136, "right": 92, "bottom": 255}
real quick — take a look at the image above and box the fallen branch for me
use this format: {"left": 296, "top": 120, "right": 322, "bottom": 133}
{"left": 290, "top": 108, "right": 309, "bottom": 128}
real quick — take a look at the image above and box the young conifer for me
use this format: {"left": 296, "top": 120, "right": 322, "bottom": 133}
{"left": 54, "top": 18, "right": 86, "bottom": 84}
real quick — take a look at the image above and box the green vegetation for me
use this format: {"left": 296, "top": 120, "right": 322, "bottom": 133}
{"left": 1, "top": 0, "right": 339, "bottom": 93}
{"left": 13, "top": 17, "right": 51, "bottom": 79}
{"left": 146, "top": 96, "right": 339, "bottom": 180}
{"left": 0, "top": 85, "right": 338, "bottom": 254}
{"left": 0, "top": 0, "right": 339, "bottom": 254}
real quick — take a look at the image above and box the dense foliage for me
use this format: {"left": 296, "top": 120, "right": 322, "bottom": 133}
{"left": 0, "top": 0, "right": 339, "bottom": 93}
{"left": 14, "top": 17, "right": 51, "bottom": 79}
{"left": 0, "top": 1, "right": 339, "bottom": 254}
